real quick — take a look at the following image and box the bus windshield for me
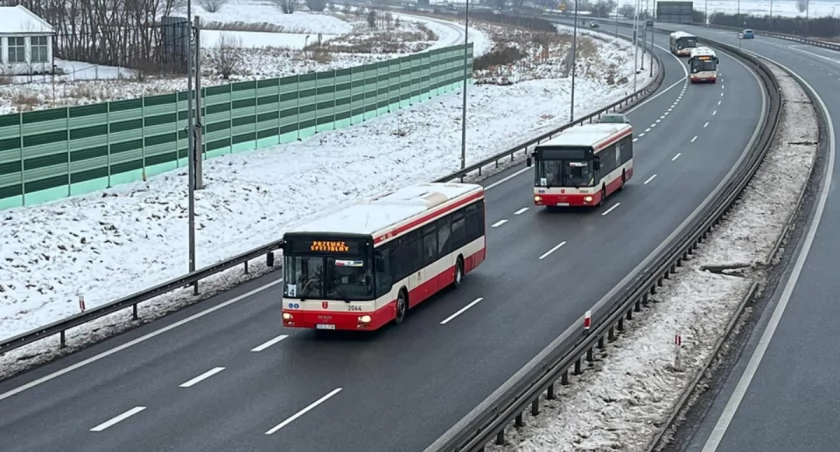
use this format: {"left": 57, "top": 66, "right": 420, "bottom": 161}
{"left": 691, "top": 59, "right": 716, "bottom": 72}
{"left": 536, "top": 159, "right": 594, "bottom": 188}
{"left": 282, "top": 238, "right": 374, "bottom": 301}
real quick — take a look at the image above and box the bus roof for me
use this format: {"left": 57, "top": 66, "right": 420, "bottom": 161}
{"left": 670, "top": 31, "right": 695, "bottom": 39}
{"left": 690, "top": 46, "right": 715, "bottom": 57}
{"left": 285, "top": 182, "right": 484, "bottom": 242}
{"left": 537, "top": 123, "right": 632, "bottom": 152}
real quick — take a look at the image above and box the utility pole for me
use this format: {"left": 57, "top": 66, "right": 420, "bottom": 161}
{"left": 194, "top": 15, "right": 204, "bottom": 190}
{"left": 570, "top": 0, "right": 578, "bottom": 122}
{"left": 185, "top": 0, "right": 197, "bottom": 291}
{"left": 633, "top": 0, "right": 639, "bottom": 93}
{"left": 650, "top": 19, "right": 654, "bottom": 77}
{"left": 460, "top": 0, "right": 470, "bottom": 172}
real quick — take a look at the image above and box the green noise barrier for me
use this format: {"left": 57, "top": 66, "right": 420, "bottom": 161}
{"left": 0, "top": 44, "right": 474, "bottom": 210}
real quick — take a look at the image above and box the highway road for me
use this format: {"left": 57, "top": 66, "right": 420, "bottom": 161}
{"left": 0, "top": 27, "right": 764, "bottom": 452}
{"left": 642, "top": 24, "right": 840, "bottom": 452}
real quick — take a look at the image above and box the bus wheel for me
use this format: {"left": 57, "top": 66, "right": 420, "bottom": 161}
{"left": 454, "top": 257, "right": 464, "bottom": 288}
{"left": 619, "top": 170, "right": 626, "bottom": 191}
{"left": 394, "top": 289, "right": 408, "bottom": 325}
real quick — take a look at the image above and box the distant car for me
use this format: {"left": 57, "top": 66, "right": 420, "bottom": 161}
{"left": 741, "top": 28, "right": 754, "bottom": 39}
{"left": 599, "top": 113, "right": 631, "bottom": 124}
{"left": 589, "top": 21, "right": 599, "bottom": 28}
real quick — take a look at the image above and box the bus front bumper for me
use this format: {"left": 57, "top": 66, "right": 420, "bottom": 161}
{"left": 690, "top": 75, "right": 717, "bottom": 82}
{"left": 534, "top": 192, "right": 599, "bottom": 207}
{"left": 282, "top": 305, "right": 394, "bottom": 331}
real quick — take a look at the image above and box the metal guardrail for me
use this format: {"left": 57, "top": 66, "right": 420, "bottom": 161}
{"left": 0, "top": 240, "right": 283, "bottom": 355}
{"left": 0, "top": 13, "right": 665, "bottom": 357}
{"left": 427, "top": 29, "right": 783, "bottom": 452}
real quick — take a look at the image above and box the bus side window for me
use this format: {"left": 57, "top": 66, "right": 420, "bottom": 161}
{"left": 422, "top": 223, "right": 438, "bottom": 266}
{"left": 437, "top": 217, "right": 452, "bottom": 256}
{"left": 452, "top": 211, "right": 466, "bottom": 249}
{"left": 375, "top": 247, "right": 393, "bottom": 297}
{"left": 466, "top": 202, "right": 484, "bottom": 243}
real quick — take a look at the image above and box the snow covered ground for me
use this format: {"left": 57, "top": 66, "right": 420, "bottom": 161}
{"left": 0, "top": 2, "right": 488, "bottom": 114}
{"left": 0, "top": 26, "right": 655, "bottom": 377}
{"left": 483, "top": 62, "right": 817, "bottom": 452}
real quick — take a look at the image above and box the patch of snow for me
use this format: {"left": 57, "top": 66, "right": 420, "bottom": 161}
{"left": 193, "top": 1, "right": 353, "bottom": 34}
{"left": 201, "top": 29, "right": 341, "bottom": 49}
{"left": 483, "top": 61, "right": 817, "bottom": 452}
{"left": 0, "top": 32, "right": 656, "bottom": 377}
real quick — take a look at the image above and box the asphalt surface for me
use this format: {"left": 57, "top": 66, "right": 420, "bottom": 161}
{"left": 640, "top": 25, "right": 840, "bottom": 452}
{"left": 0, "top": 27, "right": 764, "bottom": 452}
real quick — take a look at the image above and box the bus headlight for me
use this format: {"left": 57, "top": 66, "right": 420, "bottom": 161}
{"left": 534, "top": 195, "right": 542, "bottom": 202}
{"left": 283, "top": 312, "right": 293, "bottom": 320}
{"left": 584, "top": 196, "right": 593, "bottom": 202}
{"left": 359, "top": 315, "right": 372, "bottom": 323}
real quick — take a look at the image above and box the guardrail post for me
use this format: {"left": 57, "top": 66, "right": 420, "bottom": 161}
{"left": 626, "top": 308, "right": 632, "bottom": 321}
{"left": 597, "top": 335, "right": 605, "bottom": 349}
{"left": 531, "top": 399, "right": 540, "bottom": 416}
{"left": 496, "top": 431, "right": 505, "bottom": 445}
{"left": 635, "top": 299, "right": 642, "bottom": 312}
{"left": 267, "top": 252, "right": 274, "bottom": 267}
{"left": 515, "top": 413, "right": 524, "bottom": 427}
{"left": 245, "top": 260, "right": 249, "bottom": 274}
{"left": 650, "top": 284, "right": 656, "bottom": 294}
{"left": 561, "top": 369, "right": 570, "bottom": 385}
{"left": 608, "top": 325, "right": 616, "bottom": 342}
{"left": 574, "top": 358, "right": 582, "bottom": 375}
{"left": 547, "top": 382, "right": 556, "bottom": 400}
{"left": 586, "top": 347, "right": 594, "bottom": 362}
{"left": 60, "top": 330, "right": 66, "bottom": 348}
{"left": 133, "top": 304, "right": 138, "bottom": 320}
{"left": 617, "top": 317, "right": 624, "bottom": 332}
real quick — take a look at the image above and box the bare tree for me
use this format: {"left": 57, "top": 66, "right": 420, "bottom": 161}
{"left": 199, "top": 0, "right": 230, "bottom": 13}
{"left": 617, "top": 4, "right": 634, "bottom": 18}
{"left": 796, "top": 0, "right": 807, "bottom": 13}
{"left": 207, "top": 33, "right": 243, "bottom": 79}
{"left": 270, "top": 0, "right": 298, "bottom": 13}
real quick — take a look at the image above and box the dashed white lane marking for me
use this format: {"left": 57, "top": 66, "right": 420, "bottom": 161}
{"left": 664, "top": 111, "right": 670, "bottom": 116}
{"left": 651, "top": 123, "right": 657, "bottom": 128}
{"left": 601, "top": 203, "right": 621, "bottom": 216}
{"left": 180, "top": 367, "right": 226, "bottom": 388}
{"left": 91, "top": 407, "right": 147, "bottom": 432}
{"left": 639, "top": 132, "right": 646, "bottom": 137}
{"left": 538, "top": 241, "right": 567, "bottom": 260}
{"left": 668, "top": 107, "right": 673, "bottom": 112}
{"left": 440, "top": 297, "right": 484, "bottom": 325}
{"left": 691, "top": 136, "right": 698, "bottom": 143}
{"left": 485, "top": 167, "right": 530, "bottom": 190}
{"left": 656, "top": 119, "right": 662, "bottom": 123}
{"left": 633, "top": 138, "right": 639, "bottom": 142}
{"left": 660, "top": 115, "right": 666, "bottom": 119}
{"left": 718, "top": 100, "right": 722, "bottom": 105}
{"left": 644, "top": 174, "right": 657, "bottom": 184}
{"left": 265, "top": 388, "right": 343, "bottom": 435}
{"left": 645, "top": 127, "right": 651, "bottom": 132}
{"left": 514, "top": 207, "right": 529, "bottom": 215}
{"left": 704, "top": 121, "right": 709, "bottom": 127}
{"left": 490, "top": 219, "right": 508, "bottom": 228}
{"left": 722, "top": 84, "right": 725, "bottom": 89}
{"left": 251, "top": 335, "right": 289, "bottom": 352}
{"left": 672, "top": 153, "right": 682, "bottom": 161}
{"left": 713, "top": 110, "right": 717, "bottom": 115}
{"left": 721, "top": 92, "right": 724, "bottom": 97}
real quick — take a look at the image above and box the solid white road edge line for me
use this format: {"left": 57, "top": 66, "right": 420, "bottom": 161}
{"left": 423, "top": 43, "right": 768, "bottom": 452}
{"left": 0, "top": 279, "right": 285, "bottom": 402}
{"left": 179, "top": 367, "right": 226, "bottom": 388}
{"left": 440, "top": 298, "right": 485, "bottom": 325}
{"left": 538, "top": 241, "right": 567, "bottom": 260}
{"left": 265, "top": 388, "right": 343, "bottom": 435}
{"left": 700, "top": 57, "right": 836, "bottom": 452}
{"left": 90, "top": 406, "right": 147, "bottom": 432}
{"left": 251, "top": 334, "right": 289, "bottom": 352}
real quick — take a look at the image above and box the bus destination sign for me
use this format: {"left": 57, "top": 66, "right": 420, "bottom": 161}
{"left": 310, "top": 240, "right": 350, "bottom": 253}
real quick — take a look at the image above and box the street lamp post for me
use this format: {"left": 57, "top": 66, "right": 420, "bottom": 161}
{"left": 185, "top": 1, "right": 196, "bottom": 288}
{"left": 460, "top": 0, "right": 470, "bottom": 172}
{"left": 571, "top": 0, "right": 578, "bottom": 122}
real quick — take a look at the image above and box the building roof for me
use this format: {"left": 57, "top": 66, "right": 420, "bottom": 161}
{"left": 0, "top": 5, "right": 54, "bottom": 35}
{"left": 538, "top": 123, "right": 632, "bottom": 150}
{"left": 285, "top": 182, "right": 485, "bottom": 238}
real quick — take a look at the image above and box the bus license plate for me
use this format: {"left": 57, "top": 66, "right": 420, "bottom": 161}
{"left": 316, "top": 324, "right": 336, "bottom": 330}
{"left": 556, "top": 202, "right": 569, "bottom": 206}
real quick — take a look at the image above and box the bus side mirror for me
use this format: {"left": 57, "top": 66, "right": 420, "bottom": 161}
{"left": 526, "top": 155, "right": 532, "bottom": 167}
{"left": 593, "top": 159, "right": 601, "bottom": 170}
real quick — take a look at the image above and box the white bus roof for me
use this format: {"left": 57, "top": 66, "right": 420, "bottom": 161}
{"left": 670, "top": 31, "right": 695, "bottom": 39}
{"left": 537, "top": 123, "right": 632, "bottom": 151}
{"left": 286, "top": 182, "right": 484, "bottom": 240}
{"left": 690, "top": 46, "right": 715, "bottom": 57}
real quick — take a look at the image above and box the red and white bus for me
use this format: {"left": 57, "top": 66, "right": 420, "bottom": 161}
{"left": 281, "top": 182, "right": 487, "bottom": 331}
{"left": 527, "top": 122, "right": 633, "bottom": 207}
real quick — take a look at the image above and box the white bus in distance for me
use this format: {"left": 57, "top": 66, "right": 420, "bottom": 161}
{"left": 669, "top": 31, "right": 697, "bottom": 56}
{"left": 688, "top": 46, "right": 719, "bottom": 83}
{"left": 527, "top": 122, "right": 633, "bottom": 208}
{"left": 281, "top": 182, "right": 487, "bottom": 331}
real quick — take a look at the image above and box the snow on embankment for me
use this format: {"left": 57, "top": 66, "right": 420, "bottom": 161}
{"left": 484, "top": 62, "right": 817, "bottom": 452}
{"left": 0, "top": 28, "right": 654, "bottom": 378}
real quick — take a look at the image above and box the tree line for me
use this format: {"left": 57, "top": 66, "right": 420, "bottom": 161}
{"left": 697, "top": 10, "right": 840, "bottom": 38}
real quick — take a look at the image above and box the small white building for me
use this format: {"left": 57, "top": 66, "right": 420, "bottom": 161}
{"left": 0, "top": 5, "right": 54, "bottom": 75}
